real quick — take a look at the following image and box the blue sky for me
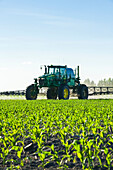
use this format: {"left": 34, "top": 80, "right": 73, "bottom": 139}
{"left": 0, "top": 0, "right": 113, "bottom": 91}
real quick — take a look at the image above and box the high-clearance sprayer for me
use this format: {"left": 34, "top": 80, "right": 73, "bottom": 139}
{"left": 25, "top": 65, "right": 88, "bottom": 100}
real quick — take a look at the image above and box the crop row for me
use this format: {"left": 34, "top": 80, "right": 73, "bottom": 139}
{"left": 0, "top": 99, "right": 113, "bottom": 169}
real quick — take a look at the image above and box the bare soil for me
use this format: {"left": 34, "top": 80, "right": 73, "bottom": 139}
{"left": 0, "top": 131, "right": 113, "bottom": 170}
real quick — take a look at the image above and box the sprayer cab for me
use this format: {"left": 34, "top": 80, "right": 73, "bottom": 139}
{"left": 25, "top": 65, "right": 88, "bottom": 100}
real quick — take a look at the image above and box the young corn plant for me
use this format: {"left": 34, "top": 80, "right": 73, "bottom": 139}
{"left": 103, "top": 147, "right": 113, "bottom": 170}
{"left": 73, "top": 140, "right": 86, "bottom": 169}
{"left": 85, "top": 139, "right": 95, "bottom": 169}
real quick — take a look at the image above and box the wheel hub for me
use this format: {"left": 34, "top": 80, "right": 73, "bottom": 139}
{"left": 64, "top": 88, "right": 68, "bottom": 99}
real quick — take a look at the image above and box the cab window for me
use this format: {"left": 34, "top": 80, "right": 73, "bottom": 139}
{"left": 60, "top": 68, "right": 66, "bottom": 75}
{"left": 67, "top": 68, "right": 75, "bottom": 79}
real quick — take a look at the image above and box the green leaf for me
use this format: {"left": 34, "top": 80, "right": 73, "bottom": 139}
{"left": 51, "top": 144, "right": 54, "bottom": 151}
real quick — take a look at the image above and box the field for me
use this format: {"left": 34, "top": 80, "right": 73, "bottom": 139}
{"left": 0, "top": 99, "right": 113, "bottom": 170}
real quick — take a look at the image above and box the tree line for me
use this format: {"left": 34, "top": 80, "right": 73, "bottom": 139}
{"left": 83, "top": 78, "right": 113, "bottom": 86}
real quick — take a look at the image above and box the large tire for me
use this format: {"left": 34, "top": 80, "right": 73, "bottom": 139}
{"left": 47, "top": 88, "right": 57, "bottom": 99}
{"left": 26, "top": 84, "right": 38, "bottom": 100}
{"left": 58, "top": 85, "right": 70, "bottom": 100}
{"left": 78, "top": 84, "right": 88, "bottom": 99}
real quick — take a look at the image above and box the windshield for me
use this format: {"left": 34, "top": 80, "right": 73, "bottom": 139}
{"left": 60, "top": 68, "right": 65, "bottom": 76}
{"left": 48, "top": 67, "right": 59, "bottom": 74}
{"left": 48, "top": 67, "right": 66, "bottom": 79}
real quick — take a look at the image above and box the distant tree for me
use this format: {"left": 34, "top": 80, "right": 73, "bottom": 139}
{"left": 104, "top": 79, "right": 107, "bottom": 86}
{"left": 97, "top": 78, "right": 113, "bottom": 86}
{"left": 108, "top": 78, "right": 111, "bottom": 86}
{"left": 98, "top": 80, "right": 105, "bottom": 86}
{"left": 83, "top": 79, "right": 96, "bottom": 86}
{"left": 107, "top": 78, "right": 113, "bottom": 86}
{"left": 90, "top": 80, "right": 96, "bottom": 86}
{"left": 84, "top": 78, "right": 113, "bottom": 87}
{"left": 83, "top": 78, "right": 91, "bottom": 86}
{"left": 111, "top": 79, "right": 113, "bottom": 86}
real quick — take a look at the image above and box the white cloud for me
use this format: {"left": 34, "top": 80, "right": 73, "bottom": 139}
{"left": 12, "top": 10, "right": 69, "bottom": 20}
